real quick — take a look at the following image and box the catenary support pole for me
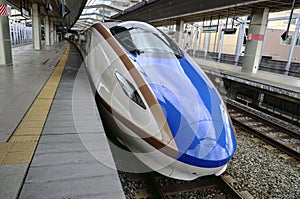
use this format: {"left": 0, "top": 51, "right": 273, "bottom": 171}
{"left": 285, "top": 16, "right": 300, "bottom": 75}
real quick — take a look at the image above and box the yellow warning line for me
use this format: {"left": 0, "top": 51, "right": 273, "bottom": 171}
{"left": 0, "top": 44, "right": 70, "bottom": 165}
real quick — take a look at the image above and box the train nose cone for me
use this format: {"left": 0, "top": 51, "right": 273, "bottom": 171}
{"left": 175, "top": 119, "right": 236, "bottom": 168}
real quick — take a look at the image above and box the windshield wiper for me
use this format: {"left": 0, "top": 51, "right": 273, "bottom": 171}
{"left": 174, "top": 52, "right": 183, "bottom": 58}
{"left": 129, "top": 48, "right": 144, "bottom": 55}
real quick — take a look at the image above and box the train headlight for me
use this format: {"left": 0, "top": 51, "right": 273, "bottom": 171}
{"left": 115, "top": 72, "right": 146, "bottom": 109}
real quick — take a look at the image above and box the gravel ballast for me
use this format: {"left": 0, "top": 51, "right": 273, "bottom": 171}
{"left": 224, "top": 128, "right": 300, "bottom": 199}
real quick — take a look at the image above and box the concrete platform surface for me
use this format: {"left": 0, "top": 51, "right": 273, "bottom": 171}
{"left": 193, "top": 58, "right": 300, "bottom": 99}
{"left": 19, "top": 43, "right": 125, "bottom": 199}
{"left": 0, "top": 42, "right": 125, "bottom": 199}
{"left": 0, "top": 43, "right": 67, "bottom": 142}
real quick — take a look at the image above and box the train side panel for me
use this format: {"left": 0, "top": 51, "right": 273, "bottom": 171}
{"left": 86, "top": 27, "right": 165, "bottom": 141}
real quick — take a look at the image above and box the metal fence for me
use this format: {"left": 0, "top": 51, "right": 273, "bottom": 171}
{"left": 9, "top": 20, "right": 32, "bottom": 46}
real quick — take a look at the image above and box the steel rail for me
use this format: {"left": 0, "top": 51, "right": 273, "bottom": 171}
{"left": 228, "top": 104, "right": 300, "bottom": 161}
{"left": 133, "top": 173, "right": 243, "bottom": 199}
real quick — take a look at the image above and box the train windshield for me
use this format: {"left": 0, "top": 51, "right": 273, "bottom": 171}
{"left": 110, "top": 22, "right": 183, "bottom": 58}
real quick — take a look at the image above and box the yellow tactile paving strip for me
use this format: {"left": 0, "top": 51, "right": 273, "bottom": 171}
{"left": 0, "top": 44, "right": 70, "bottom": 165}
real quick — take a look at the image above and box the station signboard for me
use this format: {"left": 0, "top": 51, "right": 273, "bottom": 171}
{"left": 20, "top": 0, "right": 30, "bottom": 19}
{"left": 21, "top": 8, "right": 30, "bottom": 18}
{"left": 222, "top": 28, "right": 237, "bottom": 34}
{"left": 202, "top": 25, "right": 218, "bottom": 33}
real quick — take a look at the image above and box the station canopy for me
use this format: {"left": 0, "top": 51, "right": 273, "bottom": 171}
{"left": 72, "top": 0, "right": 140, "bottom": 31}
{"left": 7, "top": 0, "right": 87, "bottom": 29}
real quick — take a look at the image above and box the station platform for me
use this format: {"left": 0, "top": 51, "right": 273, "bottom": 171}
{"left": 0, "top": 42, "right": 125, "bottom": 198}
{"left": 193, "top": 58, "right": 300, "bottom": 99}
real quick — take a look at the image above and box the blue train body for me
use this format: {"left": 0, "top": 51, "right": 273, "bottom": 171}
{"left": 110, "top": 21, "right": 237, "bottom": 169}
{"left": 129, "top": 51, "right": 236, "bottom": 168}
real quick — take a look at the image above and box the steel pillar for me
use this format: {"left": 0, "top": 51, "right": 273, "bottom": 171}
{"left": 0, "top": 0, "right": 12, "bottom": 66}
{"left": 242, "top": 8, "right": 269, "bottom": 73}
{"left": 235, "top": 22, "right": 245, "bottom": 65}
{"left": 204, "top": 32, "right": 211, "bottom": 59}
{"left": 218, "top": 28, "right": 225, "bottom": 62}
{"left": 192, "top": 26, "right": 199, "bottom": 57}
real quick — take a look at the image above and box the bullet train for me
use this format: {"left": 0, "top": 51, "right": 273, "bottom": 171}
{"left": 78, "top": 21, "right": 237, "bottom": 180}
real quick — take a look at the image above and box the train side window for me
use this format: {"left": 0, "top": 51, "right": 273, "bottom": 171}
{"left": 115, "top": 72, "right": 146, "bottom": 110}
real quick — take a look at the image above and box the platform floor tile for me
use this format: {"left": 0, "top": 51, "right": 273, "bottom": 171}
{"left": 19, "top": 43, "right": 125, "bottom": 199}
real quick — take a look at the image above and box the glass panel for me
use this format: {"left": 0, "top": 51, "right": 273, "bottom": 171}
{"left": 110, "top": 22, "right": 183, "bottom": 58}
{"left": 115, "top": 72, "right": 146, "bottom": 109}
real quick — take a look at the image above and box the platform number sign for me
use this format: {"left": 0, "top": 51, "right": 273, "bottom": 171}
{"left": 0, "top": 4, "right": 8, "bottom": 16}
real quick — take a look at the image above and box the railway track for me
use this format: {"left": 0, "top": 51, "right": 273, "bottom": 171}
{"left": 129, "top": 172, "right": 243, "bottom": 199}
{"left": 228, "top": 104, "right": 300, "bottom": 161}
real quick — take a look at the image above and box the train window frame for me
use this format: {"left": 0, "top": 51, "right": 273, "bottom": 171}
{"left": 115, "top": 72, "right": 146, "bottom": 110}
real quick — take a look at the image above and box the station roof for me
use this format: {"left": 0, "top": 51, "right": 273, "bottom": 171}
{"left": 8, "top": 0, "right": 87, "bottom": 29}
{"left": 72, "top": 0, "right": 140, "bottom": 31}
{"left": 112, "top": 0, "right": 300, "bottom": 26}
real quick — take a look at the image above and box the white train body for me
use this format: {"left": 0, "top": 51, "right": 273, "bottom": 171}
{"left": 78, "top": 21, "right": 236, "bottom": 180}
